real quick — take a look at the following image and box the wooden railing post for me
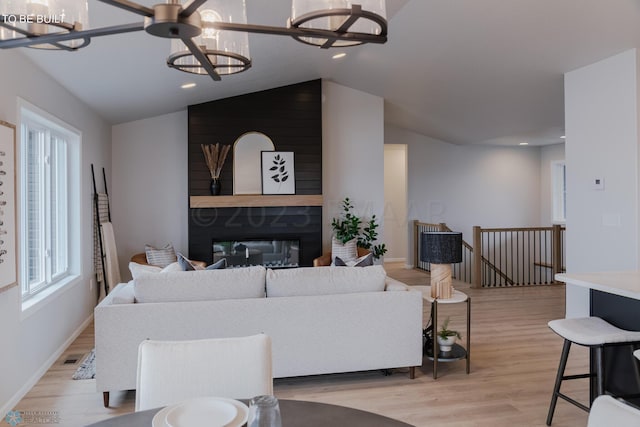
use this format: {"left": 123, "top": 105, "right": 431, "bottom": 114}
{"left": 552, "top": 224, "right": 562, "bottom": 283}
{"left": 472, "top": 226, "right": 482, "bottom": 288}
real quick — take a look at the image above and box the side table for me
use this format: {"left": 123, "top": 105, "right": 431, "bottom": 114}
{"left": 414, "top": 285, "right": 471, "bottom": 379}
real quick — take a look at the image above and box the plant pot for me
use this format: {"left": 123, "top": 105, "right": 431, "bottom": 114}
{"left": 437, "top": 335, "right": 457, "bottom": 353}
{"left": 210, "top": 178, "right": 221, "bottom": 196}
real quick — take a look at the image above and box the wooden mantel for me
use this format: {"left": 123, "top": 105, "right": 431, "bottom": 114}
{"left": 190, "top": 194, "right": 323, "bottom": 209}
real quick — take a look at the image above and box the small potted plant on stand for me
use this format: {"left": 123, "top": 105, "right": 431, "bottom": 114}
{"left": 437, "top": 317, "right": 461, "bottom": 353}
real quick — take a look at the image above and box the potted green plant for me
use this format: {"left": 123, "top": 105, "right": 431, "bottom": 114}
{"left": 437, "top": 316, "right": 461, "bottom": 352}
{"left": 330, "top": 197, "right": 387, "bottom": 259}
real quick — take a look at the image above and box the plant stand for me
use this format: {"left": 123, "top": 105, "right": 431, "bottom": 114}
{"left": 415, "top": 286, "right": 471, "bottom": 379}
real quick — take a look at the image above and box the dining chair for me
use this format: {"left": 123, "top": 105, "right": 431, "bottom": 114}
{"left": 587, "top": 395, "right": 640, "bottom": 426}
{"left": 135, "top": 334, "right": 273, "bottom": 411}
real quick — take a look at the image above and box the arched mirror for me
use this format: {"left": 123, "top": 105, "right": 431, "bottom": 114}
{"left": 233, "top": 132, "right": 275, "bottom": 194}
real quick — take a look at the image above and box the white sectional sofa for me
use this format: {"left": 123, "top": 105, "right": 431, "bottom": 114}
{"left": 94, "top": 265, "right": 423, "bottom": 407}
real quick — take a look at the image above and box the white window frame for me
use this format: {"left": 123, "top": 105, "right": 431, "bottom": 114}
{"left": 18, "top": 100, "right": 81, "bottom": 312}
{"left": 551, "top": 160, "right": 566, "bottom": 224}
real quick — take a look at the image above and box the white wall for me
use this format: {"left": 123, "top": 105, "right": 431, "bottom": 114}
{"left": 539, "top": 143, "right": 565, "bottom": 225}
{"left": 112, "top": 111, "right": 189, "bottom": 280}
{"left": 383, "top": 144, "right": 408, "bottom": 262}
{"left": 322, "top": 81, "right": 385, "bottom": 251}
{"left": 564, "top": 49, "right": 640, "bottom": 317}
{"left": 386, "top": 125, "right": 542, "bottom": 262}
{"left": 0, "top": 50, "right": 111, "bottom": 414}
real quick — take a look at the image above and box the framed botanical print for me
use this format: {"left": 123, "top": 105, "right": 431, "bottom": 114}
{"left": 261, "top": 151, "right": 295, "bottom": 195}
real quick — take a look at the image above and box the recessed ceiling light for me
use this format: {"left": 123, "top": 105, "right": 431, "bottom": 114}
{"left": 332, "top": 53, "right": 347, "bottom": 60}
{"left": 560, "top": 135, "right": 566, "bottom": 139}
{"left": 519, "top": 142, "right": 529, "bottom": 146}
{"left": 181, "top": 83, "right": 197, "bottom": 89}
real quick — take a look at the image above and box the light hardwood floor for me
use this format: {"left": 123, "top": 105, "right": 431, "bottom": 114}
{"left": 5, "top": 263, "right": 589, "bottom": 427}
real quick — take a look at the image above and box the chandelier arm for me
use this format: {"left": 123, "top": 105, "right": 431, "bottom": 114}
{"left": 180, "top": 0, "right": 209, "bottom": 18}
{"left": 180, "top": 37, "right": 222, "bottom": 81}
{"left": 47, "top": 39, "right": 91, "bottom": 51}
{"left": 0, "top": 22, "right": 145, "bottom": 49}
{"left": 206, "top": 22, "right": 387, "bottom": 44}
{"left": 96, "top": 0, "right": 154, "bottom": 17}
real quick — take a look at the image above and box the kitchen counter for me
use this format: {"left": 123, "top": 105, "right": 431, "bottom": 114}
{"left": 555, "top": 271, "right": 640, "bottom": 300}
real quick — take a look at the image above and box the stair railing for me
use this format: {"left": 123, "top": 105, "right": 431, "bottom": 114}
{"left": 413, "top": 221, "right": 565, "bottom": 288}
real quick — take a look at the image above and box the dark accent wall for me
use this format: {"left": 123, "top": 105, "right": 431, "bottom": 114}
{"left": 188, "top": 80, "right": 323, "bottom": 266}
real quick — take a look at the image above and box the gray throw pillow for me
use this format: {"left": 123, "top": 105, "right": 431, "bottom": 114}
{"left": 177, "top": 253, "right": 197, "bottom": 271}
{"left": 178, "top": 254, "right": 227, "bottom": 271}
{"left": 334, "top": 253, "right": 374, "bottom": 267}
{"left": 205, "top": 258, "right": 227, "bottom": 270}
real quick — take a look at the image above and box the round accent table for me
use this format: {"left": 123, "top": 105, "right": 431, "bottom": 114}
{"left": 414, "top": 285, "right": 471, "bottom": 379}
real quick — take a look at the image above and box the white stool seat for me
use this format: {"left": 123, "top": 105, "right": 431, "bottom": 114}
{"left": 588, "top": 395, "right": 640, "bottom": 426}
{"left": 548, "top": 317, "right": 640, "bottom": 346}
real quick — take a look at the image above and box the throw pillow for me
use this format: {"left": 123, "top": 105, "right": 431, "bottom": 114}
{"left": 145, "top": 243, "right": 177, "bottom": 267}
{"left": 178, "top": 253, "right": 227, "bottom": 271}
{"left": 129, "top": 262, "right": 162, "bottom": 279}
{"left": 334, "top": 253, "right": 374, "bottom": 267}
{"left": 177, "top": 253, "right": 195, "bottom": 271}
{"left": 331, "top": 237, "right": 358, "bottom": 264}
{"left": 205, "top": 258, "right": 227, "bottom": 270}
{"left": 129, "top": 261, "right": 181, "bottom": 278}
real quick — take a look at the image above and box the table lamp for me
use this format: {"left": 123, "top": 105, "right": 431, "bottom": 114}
{"left": 420, "top": 231, "right": 463, "bottom": 299}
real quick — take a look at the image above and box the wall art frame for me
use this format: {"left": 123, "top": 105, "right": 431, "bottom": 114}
{"left": 261, "top": 151, "right": 295, "bottom": 195}
{"left": 0, "top": 120, "right": 17, "bottom": 293}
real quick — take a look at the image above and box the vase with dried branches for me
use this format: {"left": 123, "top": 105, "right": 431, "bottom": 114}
{"left": 201, "top": 143, "right": 231, "bottom": 195}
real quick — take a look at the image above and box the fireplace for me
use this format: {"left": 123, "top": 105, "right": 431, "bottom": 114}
{"left": 213, "top": 239, "right": 300, "bottom": 269}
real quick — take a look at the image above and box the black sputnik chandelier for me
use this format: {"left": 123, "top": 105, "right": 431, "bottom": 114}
{"left": 0, "top": 0, "right": 387, "bottom": 81}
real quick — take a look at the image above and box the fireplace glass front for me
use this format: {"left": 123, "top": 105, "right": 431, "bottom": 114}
{"left": 212, "top": 239, "right": 300, "bottom": 268}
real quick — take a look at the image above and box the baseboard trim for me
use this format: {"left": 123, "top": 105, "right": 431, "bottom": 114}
{"left": 0, "top": 314, "right": 94, "bottom": 417}
{"left": 384, "top": 258, "right": 406, "bottom": 263}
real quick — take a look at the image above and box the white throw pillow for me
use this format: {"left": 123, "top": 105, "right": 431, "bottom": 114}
{"left": 331, "top": 237, "right": 358, "bottom": 264}
{"left": 129, "top": 261, "right": 181, "bottom": 279}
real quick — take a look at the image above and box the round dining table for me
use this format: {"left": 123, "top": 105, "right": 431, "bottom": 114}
{"left": 85, "top": 399, "right": 414, "bottom": 427}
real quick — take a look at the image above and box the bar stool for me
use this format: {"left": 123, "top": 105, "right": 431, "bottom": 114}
{"left": 546, "top": 317, "right": 640, "bottom": 426}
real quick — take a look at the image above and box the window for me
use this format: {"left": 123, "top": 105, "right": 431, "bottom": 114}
{"left": 19, "top": 103, "right": 80, "bottom": 302}
{"left": 552, "top": 161, "right": 566, "bottom": 223}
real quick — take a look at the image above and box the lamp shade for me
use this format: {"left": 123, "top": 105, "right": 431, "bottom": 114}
{"left": 290, "top": 0, "right": 386, "bottom": 47}
{"left": 420, "top": 232, "right": 462, "bottom": 264}
{"left": 169, "top": 0, "right": 250, "bottom": 76}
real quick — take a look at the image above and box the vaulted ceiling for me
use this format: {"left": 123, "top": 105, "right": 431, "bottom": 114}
{"left": 12, "top": 0, "right": 640, "bottom": 145}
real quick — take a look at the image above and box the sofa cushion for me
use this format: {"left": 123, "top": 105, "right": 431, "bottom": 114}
{"left": 134, "top": 266, "right": 266, "bottom": 303}
{"left": 266, "top": 265, "right": 386, "bottom": 297}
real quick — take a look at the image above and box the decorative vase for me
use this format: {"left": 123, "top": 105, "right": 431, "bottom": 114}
{"left": 437, "top": 335, "right": 456, "bottom": 353}
{"left": 210, "top": 178, "right": 221, "bottom": 196}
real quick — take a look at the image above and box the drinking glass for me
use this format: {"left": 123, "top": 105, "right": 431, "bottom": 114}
{"left": 248, "top": 395, "right": 282, "bottom": 427}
